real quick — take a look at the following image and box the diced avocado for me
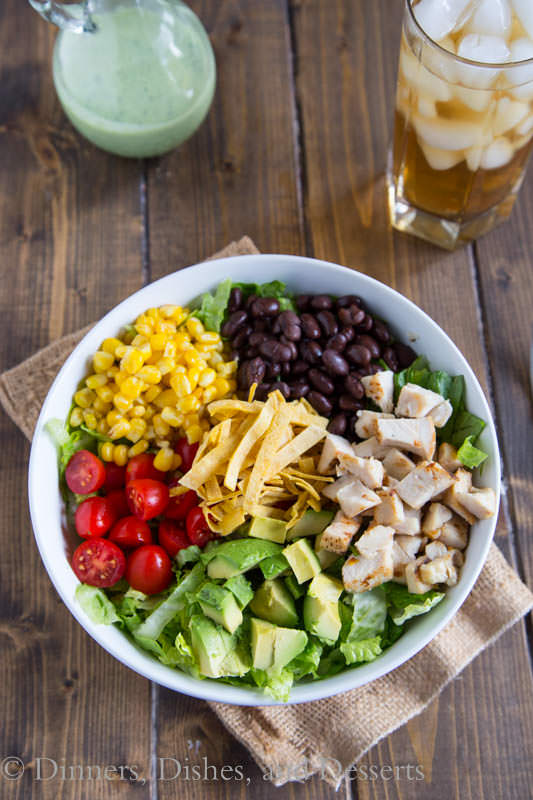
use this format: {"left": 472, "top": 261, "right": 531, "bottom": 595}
{"left": 250, "top": 618, "right": 277, "bottom": 670}
{"left": 308, "top": 572, "right": 344, "bottom": 602}
{"left": 190, "top": 614, "right": 233, "bottom": 678}
{"left": 285, "top": 574, "right": 306, "bottom": 600}
{"left": 314, "top": 533, "right": 339, "bottom": 569}
{"left": 205, "top": 539, "right": 283, "bottom": 579}
{"left": 224, "top": 574, "right": 254, "bottom": 609}
{"left": 249, "top": 516, "right": 287, "bottom": 544}
{"left": 283, "top": 538, "right": 322, "bottom": 584}
{"left": 259, "top": 552, "right": 290, "bottom": 580}
{"left": 250, "top": 579, "right": 299, "bottom": 627}
{"left": 220, "top": 643, "right": 251, "bottom": 677}
{"left": 286, "top": 509, "right": 335, "bottom": 540}
{"left": 196, "top": 581, "right": 243, "bottom": 634}
{"left": 303, "top": 595, "right": 341, "bottom": 643}
{"left": 250, "top": 617, "right": 308, "bottom": 670}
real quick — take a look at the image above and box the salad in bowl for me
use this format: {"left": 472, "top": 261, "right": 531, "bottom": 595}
{"left": 30, "top": 255, "right": 500, "bottom": 704}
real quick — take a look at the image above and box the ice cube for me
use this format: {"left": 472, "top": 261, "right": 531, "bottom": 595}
{"left": 456, "top": 34, "right": 510, "bottom": 88}
{"left": 480, "top": 137, "right": 513, "bottom": 167}
{"left": 512, "top": 0, "right": 533, "bottom": 41}
{"left": 418, "top": 94, "right": 438, "bottom": 117}
{"left": 413, "top": 0, "right": 477, "bottom": 42}
{"left": 400, "top": 45, "right": 453, "bottom": 101}
{"left": 466, "top": 0, "right": 511, "bottom": 37}
{"left": 507, "top": 38, "right": 533, "bottom": 99}
{"left": 414, "top": 114, "right": 483, "bottom": 149}
{"left": 455, "top": 85, "right": 492, "bottom": 110}
{"left": 465, "top": 144, "right": 485, "bottom": 169}
{"left": 492, "top": 97, "right": 529, "bottom": 134}
{"left": 516, "top": 113, "right": 533, "bottom": 136}
{"left": 419, "top": 140, "right": 465, "bottom": 169}
{"left": 421, "top": 36, "right": 458, "bottom": 82}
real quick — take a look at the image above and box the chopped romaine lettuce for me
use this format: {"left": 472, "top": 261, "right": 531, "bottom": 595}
{"left": 75, "top": 584, "right": 120, "bottom": 625}
{"left": 340, "top": 636, "right": 382, "bottom": 665}
{"left": 383, "top": 582, "right": 445, "bottom": 626}
{"left": 176, "top": 544, "right": 202, "bottom": 567}
{"left": 346, "top": 587, "right": 388, "bottom": 640}
{"left": 259, "top": 553, "right": 290, "bottom": 580}
{"left": 133, "top": 563, "right": 205, "bottom": 641}
{"left": 451, "top": 409, "right": 486, "bottom": 449}
{"left": 457, "top": 435, "right": 488, "bottom": 469}
{"left": 194, "top": 278, "right": 233, "bottom": 332}
{"left": 45, "top": 419, "right": 96, "bottom": 478}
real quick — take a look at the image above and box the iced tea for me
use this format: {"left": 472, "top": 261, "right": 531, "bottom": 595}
{"left": 388, "top": 0, "right": 533, "bottom": 249}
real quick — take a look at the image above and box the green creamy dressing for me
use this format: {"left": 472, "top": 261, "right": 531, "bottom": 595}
{"left": 53, "top": 4, "right": 215, "bottom": 157}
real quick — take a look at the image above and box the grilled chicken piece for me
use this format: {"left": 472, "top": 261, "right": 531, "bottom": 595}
{"left": 374, "top": 489, "right": 405, "bottom": 526}
{"left": 361, "top": 371, "right": 394, "bottom": 413}
{"left": 382, "top": 448, "right": 417, "bottom": 480}
{"left": 374, "top": 417, "right": 436, "bottom": 460}
{"left": 456, "top": 487, "right": 497, "bottom": 520}
{"left": 394, "top": 507, "right": 422, "bottom": 535}
{"left": 397, "top": 461, "right": 455, "bottom": 510}
{"left": 422, "top": 502, "right": 453, "bottom": 537}
{"left": 437, "top": 442, "right": 462, "bottom": 473}
{"left": 429, "top": 400, "right": 453, "bottom": 428}
{"left": 352, "top": 436, "right": 391, "bottom": 460}
{"left": 323, "top": 476, "right": 381, "bottom": 517}
{"left": 442, "top": 468, "right": 476, "bottom": 524}
{"left": 396, "top": 534, "right": 425, "bottom": 558}
{"left": 419, "top": 553, "right": 457, "bottom": 586}
{"left": 338, "top": 454, "right": 384, "bottom": 490}
{"left": 355, "top": 524, "right": 394, "bottom": 557}
{"left": 395, "top": 383, "right": 445, "bottom": 418}
{"left": 439, "top": 516, "right": 468, "bottom": 549}
{"left": 317, "top": 433, "right": 353, "bottom": 474}
{"left": 405, "top": 556, "right": 432, "bottom": 594}
{"left": 425, "top": 540, "right": 448, "bottom": 560}
{"left": 355, "top": 410, "right": 395, "bottom": 439}
{"left": 320, "top": 511, "right": 361, "bottom": 554}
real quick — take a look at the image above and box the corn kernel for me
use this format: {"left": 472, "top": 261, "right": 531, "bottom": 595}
{"left": 161, "top": 406, "right": 184, "bottom": 427}
{"left": 147, "top": 307, "right": 159, "bottom": 321}
{"left": 172, "top": 454, "right": 183, "bottom": 470}
{"left": 208, "top": 352, "right": 224, "bottom": 366}
{"left": 175, "top": 332, "right": 191, "bottom": 350}
{"left": 115, "top": 344, "right": 129, "bottom": 359}
{"left": 198, "top": 368, "right": 217, "bottom": 388}
{"left": 144, "top": 425, "right": 155, "bottom": 440}
{"left": 121, "top": 349, "right": 145, "bottom": 375}
{"left": 114, "top": 370, "right": 127, "bottom": 387}
{"left": 155, "top": 439, "right": 171, "bottom": 449}
{"left": 184, "top": 349, "right": 201, "bottom": 367}
{"left": 107, "top": 365, "right": 119, "bottom": 379}
{"left": 187, "top": 365, "right": 201, "bottom": 388}
{"left": 144, "top": 385, "right": 161, "bottom": 403}
{"left": 131, "top": 404, "right": 146, "bottom": 418}
{"left": 202, "top": 385, "right": 217, "bottom": 404}
{"left": 198, "top": 332, "right": 221, "bottom": 345}
{"left": 154, "top": 388, "right": 178, "bottom": 408}
{"left": 186, "top": 424, "right": 203, "bottom": 443}
{"left": 178, "top": 395, "right": 200, "bottom": 414}
{"left": 121, "top": 376, "right": 144, "bottom": 400}
{"left": 97, "top": 419, "right": 108, "bottom": 436}
{"left": 101, "top": 337, "right": 122, "bottom": 355}
{"left": 164, "top": 340, "right": 177, "bottom": 359}
{"left": 160, "top": 304, "right": 179, "bottom": 318}
{"left": 93, "top": 351, "right": 115, "bottom": 373}
{"left": 135, "top": 321, "right": 153, "bottom": 337}
{"left": 153, "top": 447, "right": 175, "bottom": 471}
{"left": 113, "top": 444, "right": 129, "bottom": 466}
{"left": 93, "top": 397, "right": 111, "bottom": 415}
{"left": 144, "top": 406, "right": 155, "bottom": 421}
{"left": 96, "top": 384, "right": 114, "bottom": 403}
{"left": 100, "top": 442, "right": 115, "bottom": 462}
{"left": 155, "top": 319, "right": 176, "bottom": 335}
{"left": 113, "top": 393, "right": 133, "bottom": 414}
{"left": 149, "top": 333, "right": 167, "bottom": 351}
{"left": 183, "top": 413, "right": 200, "bottom": 430}
{"left": 70, "top": 407, "right": 84, "bottom": 427}
{"left": 128, "top": 418, "right": 147, "bottom": 443}
{"left": 106, "top": 409, "right": 123, "bottom": 427}
{"left": 137, "top": 365, "right": 161, "bottom": 385}
{"left": 169, "top": 373, "right": 192, "bottom": 398}
{"left": 156, "top": 357, "right": 175, "bottom": 376}
{"left": 153, "top": 414, "right": 171, "bottom": 437}
{"left": 186, "top": 317, "right": 204, "bottom": 338}
{"left": 83, "top": 411, "right": 98, "bottom": 430}
{"left": 109, "top": 419, "right": 131, "bottom": 440}
{"left": 74, "top": 388, "right": 96, "bottom": 409}
{"left": 217, "top": 361, "right": 238, "bottom": 377}
{"left": 128, "top": 440, "right": 149, "bottom": 458}
{"left": 213, "top": 377, "right": 231, "bottom": 397}
{"left": 132, "top": 334, "right": 148, "bottom": 346}
{"left": 172, "top": 307, "right": 187, "bottom": 325}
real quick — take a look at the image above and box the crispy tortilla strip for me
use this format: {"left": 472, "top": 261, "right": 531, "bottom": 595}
{"left": 265, "top": 425, "right": 327, "bottom": 480}
{"left": 169, "top": 484, "right": 192, "bottom": 498}
{"left": 224, "top": 395, "right": 279, "bottom": 491}
{"left": 281, "top": 473, "right": 321, "bottom": 501}
{"left": 208, "top": 399, "right": 264, "bottom": 418}
{"left": 180, "top": 433, "right": 241, "bottom": 491}
{"left": 244, "top": 406, "right": 293, "bottom": 509}
{"left": 282, "top": 467, "right": 333, "bottom": 482}
{"left": 248, "top": 504, "right": 287, "bottom": 520}
{"left": 205, "top": 475, "right": 223, "bottom": 503}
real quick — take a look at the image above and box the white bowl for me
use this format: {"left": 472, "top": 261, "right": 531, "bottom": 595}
{"left": 28, "top": 254, "right": 500, "bottom": 705}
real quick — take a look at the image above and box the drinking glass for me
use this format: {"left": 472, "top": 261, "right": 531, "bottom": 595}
{"left": 388, "top": 0, "right": 533, "bottom": 249}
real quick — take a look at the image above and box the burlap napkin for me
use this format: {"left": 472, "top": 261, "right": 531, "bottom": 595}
{"left": 2, "top": 236, "right": 532, "bottom": 788}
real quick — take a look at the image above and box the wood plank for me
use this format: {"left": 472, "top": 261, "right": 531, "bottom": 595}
{"left": 291, "top": 0, "right": 533, "bottom": 797}
{"left": 0, "top": 3, "right": 152, "bottom": 797}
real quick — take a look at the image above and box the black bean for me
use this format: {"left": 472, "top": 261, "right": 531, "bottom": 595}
{"left": 393, "top": 341, "right": 417, "bottom": 368}
{"left": 290, "top": 381, "right": 310, "bottom": 399}
{"left": 341, "top": 326, "right": 355, "bottom": 342}
{"left": 366, "top": 362, "right": 382, "bottom": 375}
{"left": 249, "top": 331, "right": 269, "bottom": 347}
{"left": 336, "top": 295, "right": 362, "bottom": 309}
{"left": 231, "top": 324, "right": 253, "bottom": 349}
{"left": 280, "top": 337, "right": 298, "bottom": 360}
{"left": 259, "top": 339, "right": 292, "bottom": 362}
{"left": 227, "top": 287, "right": 243, "bottom": 313}
{"left": 300, "top": 340, "right": 322, "bottom": 364}
{"left": 344, "top": 373, "right": 365, "bottom": 399}
{"left": 327, "top": 413, "right": 347, "bottom": 436}
{"left": 316, "top": 310, "right": 338, "bottom": 337}
{"left": 339, "top": 394, "right": 364, "bottom": 412}
{"left": 322, "top": 349, "right": 349, "bottom": 376}
{"left": 300, "top": 313, "right": 321, "bottom": 339}
{"left": 338, "top": 305, "right": 365, "bottom": 327}
{"left": 327, "top": 332, "right": 348, "bottom": 352}
{"left": 279, "top": 310, "right": 300, "bottom": 328}
{"left": 345, "top": 343, "right": 371, "bottom": 365}
{"left": 382, "top": 347, "right": 399, "bottom": 371}
{"left": 310, "top": 294, "right": 333, "bottom": 311}
{"left": 265, "top": 361, "right": 282, "bottom": 380}
{"left": 244, "top": 346, "right": 259, "bottom": 359}
{"left": 295, "top": 294, "right": 311, "bottom": 311}
{"left": 281, "top": 361, "right": 291, "bottom": 376}
{"left": 372, "top": 319, "right": 391, "bottom": 343}
{"left": 276, "top": 381, "right": 291, "bottom": 399}
{"left": 245, "top": 293, "right": 258, "bottom": 309}
{"left": 293, "top": 359, "right": 309, "bottom": 375}
{"left": 221, "top": 310, "right": 248, "bottom": 339}
{"left": 255, "top": 382, "right": 271, "bottom": 400}
{"left": 238, "top": 357, "right": 266, "bottom": 389}
{"left": 251, "top": 297, "right": 280, "bottom": 318}
{"left": 355, "top": 334, "right": 381, "bottom": 359}
{"left": 308, "top": 368, "right": 335, "bottom": 395}
{"left": 271, "top": 318, "right": 282, "bottom": 335}
{"left": 307, "top": 391, "right": 333, "bottom": 415}
{"left": 356, "top": 313, "right": 374, "bottom": 332}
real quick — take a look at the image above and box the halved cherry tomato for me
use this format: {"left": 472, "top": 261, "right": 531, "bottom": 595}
{"left": 75, "top": 496, "right": 116, "bottom": 538}
{"left": 126, "top": 479, "right": 169, "bottom": 521}
{"left": 174, "top": 437, "right": 199, "bottom": 474}
{"left": 165, "top": 488, "right": 199, "bottom": 521}
{"left": 72, "top": 538, "right": 126, "bottom": 587}
{"left": 125, "top": 453, "right": 166, "bottom": 484}
{"left": 158, "top": 519, "right": 190, "bottom": 558}
{"left": 106, "top": 489, "right": 130, "bottom": 520}
{"left": 186, "top": 506, "right": 213, "bottom": 547}
{"left": 109, "top": 516, "right": 153, "bottom": 549}
{"left": 126, "top": 544, "right": 173, "bottom": 595}
{"left": 65, "top": 450, "right": 106, "bottom": 494}
{"left": 103, "top": 462, "right": 126, "bottom": 492}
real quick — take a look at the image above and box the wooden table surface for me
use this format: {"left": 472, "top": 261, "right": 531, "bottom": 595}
{"left": 1, "top": 1, "right": 533, "bottom": 798}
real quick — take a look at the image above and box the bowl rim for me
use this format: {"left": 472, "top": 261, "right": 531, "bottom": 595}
{"left": 28, "top": 253, "right": 501, "bottom": 706}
